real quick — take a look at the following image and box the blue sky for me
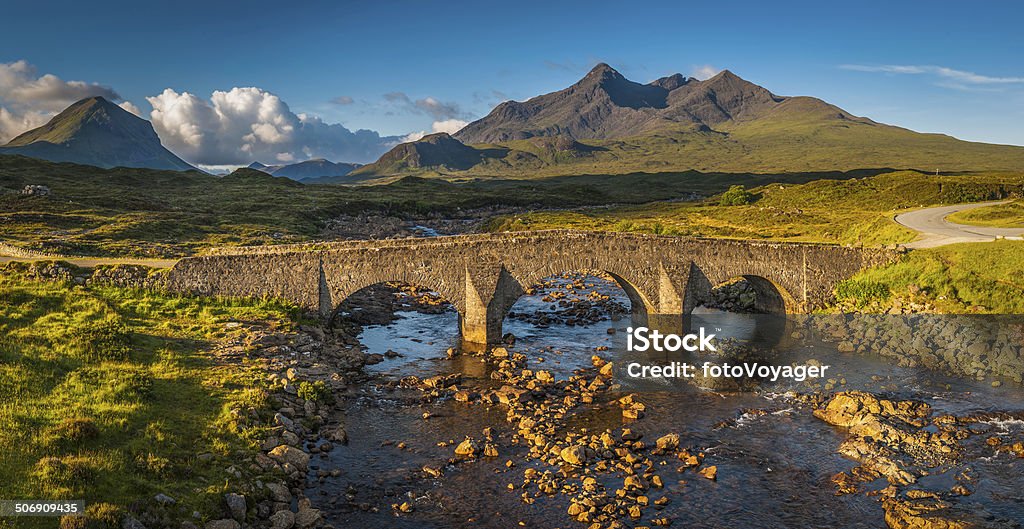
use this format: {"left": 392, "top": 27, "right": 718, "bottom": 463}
{"left": 2, "top": 0, "right": 1023, "bottom": 165}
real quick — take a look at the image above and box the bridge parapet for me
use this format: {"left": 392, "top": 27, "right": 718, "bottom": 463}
{"left": 166, "top": 231, "right": 901, "bottom": 346}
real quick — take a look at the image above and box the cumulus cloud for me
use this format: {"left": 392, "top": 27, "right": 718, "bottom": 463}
{"left": 118, "top": 101, "right": 142, "bottom": 117}
{"left": 330, "top": 95, "right": 354, "bottom": 105}
{"left": 0, "top": 60, "right": 122, "bottom": 142}
{"left": 691, "top": 65, "right": 720, "bottom": 80}
{"left": 841, "top": 64, "right": 1024, "bottom": 90}
{"left": 384, "top": 91, "right": 470, "bottom": 121}
{"left": 431, "top": 118, "right": 469, "bottom": 134}
{"left": 400, "top": 118, "right": 470, "bottom": 143}
{"left": 146, "top": 86, "right": 402, "bottom": 165}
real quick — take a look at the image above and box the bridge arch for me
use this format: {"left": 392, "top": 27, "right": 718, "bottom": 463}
{"left": 508, "top": 268, "right": 655, "bottom": 317}
{"left": 326, "top": 280, "right": 458, "bottom": 329}
{"left": 693, "top": 274, "right": 799, "bottom": 314}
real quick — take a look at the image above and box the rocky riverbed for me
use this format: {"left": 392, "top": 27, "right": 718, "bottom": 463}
{"left": 24, "top": 267, "right": 1024, "bottom": 529}
{"left": 296, "top": 275, "right": 1024, "bottom": 529}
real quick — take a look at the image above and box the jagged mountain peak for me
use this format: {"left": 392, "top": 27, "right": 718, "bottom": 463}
{"left": 648, "top": 73, "right": 692, "bottom": 91}
{"left": 454, "top": 65, "right": 818, "bottom": 144}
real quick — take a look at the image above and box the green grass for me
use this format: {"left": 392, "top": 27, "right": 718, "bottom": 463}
{"left": 946, "top": 200, "right": 1024, "bottom": 227}
{"left": 1, "top": 155, "right": 929, "bottom": 258}
{"left": 484, "top": 171, "right": 1024, "bottom": 246}
{"left": 0, "top": 269, "right": 299, "bottom": 527}
{"left": 833, "top": 240, "right": 1024, "bottom": 313}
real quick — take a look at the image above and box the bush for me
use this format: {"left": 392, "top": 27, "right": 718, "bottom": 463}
{"left": 34, "top": 456, "right": 93, "bottom": 491}
{"left": 719, "top": 185, "right": 754, "bottom": 206}
{"left": 48, "top": 417, "right": 100, "bottom": 448}
{"left": 68, "top": 318, "right": 131, "bottom": 362}
{"left": 835, "top": 279, "right": 891, "bottom": 308}
{"left": 297, "top": 380, "right": 331, "bottom": 403}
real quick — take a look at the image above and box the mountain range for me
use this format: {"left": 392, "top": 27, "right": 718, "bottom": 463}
{"left": 354, "top": 64, "right": 1024, "bottom": 176}
{"left": 248, "top": 159, "right": 363, "bottom": 183}
{"left": 0, "top": 97, "right": 195, "bottom": 171}
{"left": 3, "top": 65, "right": 1024, "bottom": 178}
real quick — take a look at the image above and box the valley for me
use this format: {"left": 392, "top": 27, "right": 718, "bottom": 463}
{"left": 3, "top": 52, "right": 1024, "bottom": 529}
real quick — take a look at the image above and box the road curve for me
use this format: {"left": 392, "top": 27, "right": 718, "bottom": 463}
{"left": 895, "top": 201, "right": 1024, "bottom": 249}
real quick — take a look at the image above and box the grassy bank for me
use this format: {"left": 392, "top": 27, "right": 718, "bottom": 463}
{"left": 0, "top": 268, "right": 299, "bottom": 527}
{"left": 833, "top": 241, "right": 1024, "bottom": 313}
{"left": 484, "top": 171, "right": 1024, "bottom": 246}
{"left": 0, "top": 155, "right": 877, "bottom": 258}
{"left": 946, "top": 199, "right": 1024, "bottom": 227}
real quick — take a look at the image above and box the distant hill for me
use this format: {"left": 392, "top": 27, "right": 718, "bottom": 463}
{"left": 0, "top": 97, "right": 195, "bottom": 171}
{"left": 357, "top": 64, "right": 1024, "bottom": 177}
{"left": 248, "top": 158, "right": 362, "bottom": 181}
{"left": 351, "top": 133, "right": 484, "bottom": 176}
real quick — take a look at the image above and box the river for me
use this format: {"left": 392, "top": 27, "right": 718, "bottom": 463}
{"left": 310, "top": 274, "right": 1024, "bottom": 528}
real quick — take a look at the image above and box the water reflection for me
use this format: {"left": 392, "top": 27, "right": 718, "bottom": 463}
{"left": 331, "top": 275, "right": 1024, "bottom": 528}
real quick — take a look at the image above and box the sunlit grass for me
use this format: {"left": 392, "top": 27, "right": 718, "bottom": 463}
{"left": 484, "top": 171, "right": 1024, "bottom": 246}
{"left": 834, "top": 241, "right": 1024, "bottom": 313}
{"left": 0, "top": 271, "right": 299, "bottom": 527}
{"left": 946, "top": 199, "right": 1024, "bottom": 228}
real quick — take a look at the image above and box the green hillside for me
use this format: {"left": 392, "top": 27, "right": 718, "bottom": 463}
{"left": 483, "top": 170, "right": 1024, "bottom": 246}
{"left": 1, "top": 155, "right": 846, "bottom": 257}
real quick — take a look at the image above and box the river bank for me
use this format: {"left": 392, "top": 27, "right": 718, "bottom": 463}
{"left": 4, "top": 265, "right": 1024, "bottom": 529}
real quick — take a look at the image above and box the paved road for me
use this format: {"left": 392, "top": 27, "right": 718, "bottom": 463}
{"left": 895, "top": 201, "right": 1024, "bottom": 249}
{"left": 0, "top": 254, "right": 178, "bottom": 268}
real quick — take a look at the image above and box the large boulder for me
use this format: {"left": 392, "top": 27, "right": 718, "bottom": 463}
{"left": 268, "top": 445, "right": 310, "bottom": 471}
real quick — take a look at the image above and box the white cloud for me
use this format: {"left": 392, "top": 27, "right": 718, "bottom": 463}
{"left": 146, "top": 86, "right": 401, "bottom": 165}
{"left": 841, "top": 64, "right": 1024, "bottom": 86}
{"left": 691, "top": 65, "right": 720, "bottom": 80}
{"left": 400, "top": 118, "right": 470, "bottom": 143}
{"left": 118, "top": 101, "right": 142, "bottom": 117}
{"left": 431, "top": 118, "right": 469, "bottom": 134}
{"left": 0, "top": 60, "right": 122, "bottom": 143}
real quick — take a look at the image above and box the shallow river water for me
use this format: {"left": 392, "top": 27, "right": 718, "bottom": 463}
{"left": 312, "top": 276, "right": 1024, "bottom": 528}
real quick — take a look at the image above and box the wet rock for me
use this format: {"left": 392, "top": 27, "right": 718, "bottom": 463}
{"left": 699, "top": 466, "right": 718, "bottom": 480}
{"left": 330, "top": 427, "right": 349, "bottom": 445}
{"left": 455, "top": 438, "right": 480, "bottom": 457}
{"left": 269, "top": 510, "right": 295, "bottom": 529}
{"left": 655, "top": 433, "right": 680, "bottom": 452}
{"left": 267, "top": 482, "right": 292, "bottom": 503}
{"left": 560, "top": 445, "right": 588, "bottom": 466}
{"left": 814, "top": 391, "right": 930, "bottom": 429}
{"left": 882, "top": 496, "right": 969, "bottom": 529}
{"left": 294, "top": 506, "right": 321, "bottom": 529}
{"left": 268, "top": 445, "right": 310, "bottom": 471}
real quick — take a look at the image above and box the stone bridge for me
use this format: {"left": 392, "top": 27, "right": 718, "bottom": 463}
{"left": 165, "top": 231, "right": 900, "bottom": 346}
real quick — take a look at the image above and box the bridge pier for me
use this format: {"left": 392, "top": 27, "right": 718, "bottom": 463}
{"left": 644, "top": 313, "right": 685, "bottom": 336}
{"left": 458, "top": 314, "right": 501, "bottom": 352}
